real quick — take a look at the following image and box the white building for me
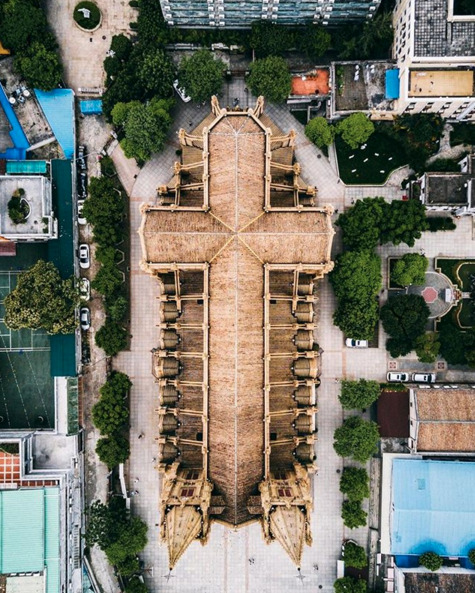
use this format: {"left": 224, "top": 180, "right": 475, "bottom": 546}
{"left": 391, "top": 0, "right": 475, "bottom": 121}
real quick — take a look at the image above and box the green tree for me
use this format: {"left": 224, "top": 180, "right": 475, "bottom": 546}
{"left": 110, "top": 34, "right": 133, "bottom": 61}
{"left": 380, "top": 199, "right": 429, "bottom": 247}
{"left": 336, "top": 113, "right": 375, "bottom": 150}
{"left": 339, "top": 379, "right": 380, "bottom": 410}
{"left": 334, "top": 576, "right": 367, "bottom": 593}
{"left": 305, "top": 117, "right": 335, "bottom": 149}
{"left": 116, "top": 555, "right": 140, "bottom": 577}
{"left": 335, "top": 197, "right": 386, "bottom": 251}
{"left": 92, "top": 262, "right": 124, "bottom": 297}
{"left": 92, "top": 373, "right": 130, "bottom": 435}
{"left": 95, "top": 246, "right": 122, "bottom": 266}
{"left": 342, "top": 501, "right": 367, "bottom": 529}
{"left": 125, "top": 577, "right": 148, "bottom": 593}
{"left": 96, "top": 434, "right": 130, "bottom": 469}
{"left": 339, "top": 467, "right": 370, "bottom": 502}
{"left": 86, "top": 499, "right": 127, "bottom": 549}
{"left": 4, "top": 260, "right": 78, "bottom": 334}
{"left": 246, "top": 56, "right": 292, "bottom": 104}
{"left": 333, "top": 417, "right": 380, "bottom": 463}
{"left": 105, "top": 517, "right": 148, "bottom": 564}
{"left": 249, "top": 20, "right": 294, "bottom": 57}
{"left": 177, "top": 49, "right": 225, "bottom": 103}
{"left": 105, "top": 295, "right": 128, "bottom": 323}
{"left": 15, "top": 42, "right": 62, "bottom": 90}
{"left": 380, "top": 294, "right": 430, "bottom": 358}
{"left": 333, "top": 299, "right": 380, "bottom": 342}
{"left": 82, "top": 177, "right": 125, "bottom": 247}
{"left": 330, "top": 250, "right": 382, "bottom": 304}
{"left": 138, "top": 48, "right": 176, "bottom": 96}
{"left": 419, "top": 551, "right": 442, "bottom": 572}
{"left": 114, "top": 98, "right": 174, "bottom": 162}
{"left": 415, "top": 332, "right": 440, "bottom": 364}
{"left": 343, "top": 542, "right": 368, "bottom": 569}
{"left": 392, "top": 253, "right": 428, "bottom": 287}
{"left": 297, "top": 24, "right": 331, "bottom": 60}
{"left": 95, "top": 319, "right": 128, "bottom": 357}
{"left": 0, "top": 0, "right": 47, "bottom": 53}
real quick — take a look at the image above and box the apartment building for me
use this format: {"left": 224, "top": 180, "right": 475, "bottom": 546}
{"left": 392, "top": 0, "right": 475, "bottom": 121}
{"left": 159, "top": 0, "right": 382, "bottom": 28}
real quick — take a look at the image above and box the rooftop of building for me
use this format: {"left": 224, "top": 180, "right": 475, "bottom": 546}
{"left": 377, "top": 389, "right": 409, "bottom": 438}
{"left": 290, "top": 69, "right": 330, "bottom": 97}
{"left": 412, "top": 387, "right": 475, "bottom": 451}
{"left": 405, "top": 573, "right": 475, "bottom": 593}
{"left": 413, "top": 0, "right": 475, "bottom": 57}
{"left": 425, "top": 172, "right": 472, "bottom": 205}
{"left": 409, "top": 69, "right": 474, "bottom": 98}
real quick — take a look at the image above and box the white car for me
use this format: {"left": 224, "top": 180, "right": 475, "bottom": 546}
{"left": 345, "top": 338, "right": 368, "bottom": 348}
{"left": 80, "top": 307, "right": 90, "bottom": 331}
{"left": 78, "top": 244, "right": 90, "bottom": 269}
{"left": 387, "top": 372, "right": 409, "bottom": 382}
{"left": 412, "top": 373, "right": 436, "bottom": 383}
{"left": 173, "top": 79, "right": 191, "bottom": 103}
{"left": 77, "top": 199, "right": 86, "bottom": 225}
{"left": 79, "top": 278, "right": 90, "bottom": 301}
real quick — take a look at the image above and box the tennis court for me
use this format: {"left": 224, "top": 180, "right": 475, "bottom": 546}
{"left": 0, "top": 271, "right": 53, "bottom": 429}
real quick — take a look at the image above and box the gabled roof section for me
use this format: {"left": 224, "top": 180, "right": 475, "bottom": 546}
{"left": 164, "top": 505, "right": 203, "bottom": 570}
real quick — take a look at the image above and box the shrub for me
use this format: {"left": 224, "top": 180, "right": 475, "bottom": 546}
{"left": 339, "top": 379, "right": 380, "bottom": 410}
{"left": 339, "top": 467, "right": 370, "bottom": 502}
{"left": 246, "top": 56, "right": 292, "bottom": 104}
{"left": 305, "top": 117, "right": 335, "bottom": 149}
{"left": 125, "top": 577, "right": 148, "bottom": 593}
{"left": 343, "top": 542, "right": 368, "bottom": 569}
{"left": 8, "top": 194, "right": 29, "bottom": 224}
{"left": 468, "top": 548, "right": 475, "bottom": 565}
{"left": 74, "top": 1, "right": 101, "bottom": 29}
{"left": 95, "top": 319, "right": 128, "bottom": 356}
{"left": 419, "top": 551, "right": 442, "bottom": 572}
{"left": 333, "top": 417, "right": 380, "bottom": 463}
{"left": 427, "top": 217, "right": 456, "bottom": 232}
{"left": 342, "top": 501, "right": 367, "bottom": 529}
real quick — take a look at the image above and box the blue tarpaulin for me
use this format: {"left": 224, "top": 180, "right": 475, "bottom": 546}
{"left": 385, "top": 69, "right": 400, "bottom": 100}
{"left": 80, "top": 100, "right": 103, "bottom": 115}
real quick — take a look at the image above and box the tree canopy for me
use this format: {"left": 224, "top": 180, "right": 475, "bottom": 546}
{"left": 138, "top": 48, "right": 176, "bottom": 96}
{"left": 4, "top": 260, "right": 79, "bottom": 334}
{"left": 343, "top": 542, "right": 368, "bottom": 569}
{"left": 249, "top": 20, "right": 294, "bottom": 57}
{"left": 112, "top": 98, "right": 174, "bottom": 162}
{"left": 342, "top": 500, "right": 367, "bottom": 529}
{"left": 392, "top": 253, "right": 428, "bottom": 287}
{"left": 92, "top": 372, "right": 131, "bottom": 436}
{"left": 86, "top": 498, "right": 128, "bottom": 549}
{"left": 336, "top": 113, "right": 375, "bottom": 149}
{"left": 380, "top": 294, "right": 430, "bottom": 358}
{"left": 82, "top": 177, "right": 126, "bottom": 247}
{"left": 105, "top": 517, "right": 148, "bottom": 565}
{"left": 329, "top": 250, "right": 382, "bottom": 340}
{"left": 0, "top": 0, "right": 48, "bottom": 53}
{"left": 333, "top": 416, "right": 380, "bottom": 463}
{"left": 96, "top": 433, "right": 130, "bottom": 469}
{"left": 335, "top": 197, "right": 385, "bottom": 251}
{"left": 379, "top": 199, "right": 429, "bottom": 247}
{"left": 305, "top": 117, "right": 335, "bottom": 149}
{"left": 339, "top": 379, "right": 380, "bottom": 410}
{"left": 177, "top": 49, "right": 225, "bottom": 103}
{"left": 339, "top": 467, "right": 370, "bottom": 502}
{"left": 15, "top": 42, "right": 62, "bottom": 90}
{"left": 419, "top": 552, "right": 442, "bottom": 572}
{"left": 95, "top": 319, "right": 128, "bottom": 357}
{"left": 125, "top": 578, "right": 148, "bottom": 593}
{"left": 415, "top": 331, "right": 440, "bottom": 364}
{"left": 246, "top": 56, "right": 292, "bottom": 104}
{"left": 92, "top": 262, "right": 124, "bottom": 297}
{"left": 334, "top": 576, "right": 367, "bottom": 593}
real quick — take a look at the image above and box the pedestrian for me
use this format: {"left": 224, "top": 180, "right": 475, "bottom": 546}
{"left": 334, "top": 209, "right": 339, "bottom": 214}
{"left": 138, "top": 433, "right": 144, "bottom": 440}
{"left": 134, "top": 478, "right": 139, "bottom": 483}
{"left": 152, "top": 457, "right": 157, "bottom": 463}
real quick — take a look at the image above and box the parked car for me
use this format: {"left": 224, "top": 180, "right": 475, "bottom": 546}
{"left": 80, "top": 307, "right": 90, "bottom": 331}
{"left": 78, "top": 243, "right": 90, "bottom": 269}
{"left": 345, "top": 338, "right": 368, "bottom": 348}
{"left": 77, "top": 199, "right": 86, "bottom": 225}
{"left": 173, "top": 79, "right": 191, "bottom": 103}
{"left": 387, "top": 372, "right": 410, "bottom": 382}
{"left": 78, "top": 171, "right": 87, "bottom": 199}
{"left": 79, "top": 278, "right": 90, "bottom": 301}
{"left": 412, "top": 373, "right": 436, "bottom": 383}
{"left": 77, "top": 145, "right": 86, "bottom": 171}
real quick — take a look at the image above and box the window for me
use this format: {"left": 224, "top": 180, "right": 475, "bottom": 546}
{"left": 277, "top": 488, "right": 293, "bottom": 497}
{"left": 180, "top": 488, "right": 195, "bottom": 497}
{"left": 273, "top": 470, "right": 287, "bottom": 480}
{"left": 186, "top": 469, "right": 200, "bottom": 480}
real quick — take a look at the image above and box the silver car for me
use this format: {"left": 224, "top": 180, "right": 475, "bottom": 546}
{"left": 387, "top": 372, "right": 409, "bottom": 382}
{"left": 78, "top": 244, "right": 90, "bottom": 269}
{"left": 80, "top": 307, "right": 90, "bottom": 331}
{"left": 412, "top": 373, "right": 436, "bottom": 383}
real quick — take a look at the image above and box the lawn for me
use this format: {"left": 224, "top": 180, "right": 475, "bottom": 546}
{"left": 457, "top": 299, "right": 475, "bottom": 329}
{"left": 74, "top": 1, "right": 101, "bottom": 29}
{"left": 335, "top": 131, "right": 408, "bottom": 185}
{"left": 450, "top": 123, "right": 475, "bottom": 147}
{"left": 436, "top": 258, "right": 475, "bottom": 291}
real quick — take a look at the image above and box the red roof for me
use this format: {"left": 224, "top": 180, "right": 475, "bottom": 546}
{"left": 291, "top": 70, "right": 330, "bottom": 96}
{"left": 0, "top": 241, "right": 16, "bottom": 256}
{"left": 377, "top": 390, "right": 410, "bottom": 438}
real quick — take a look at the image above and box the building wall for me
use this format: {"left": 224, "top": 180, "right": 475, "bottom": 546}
{"left": 159, "top": 0, "right": 382, "bottom": 27}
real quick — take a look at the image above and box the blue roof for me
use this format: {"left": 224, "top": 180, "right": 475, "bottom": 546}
{"left": 391, "top": 459, "right": 475, "bottom": 557}
{"left": 35, "top": 89, "right": 75, "bottom": 159}
{"left": 80, "top": 100, "right": 103, "bottom": 114}
{"left": 385, "top": 69, "right": 400, "bottom": 100}
{"left": 0, "top": 488, "right": 61, "bottom": 593}
{"left": 0, "top": 84, "right": 30, "bottom": 160}
{"left": 6, "top": 160, "right": 47, "bottom": 174}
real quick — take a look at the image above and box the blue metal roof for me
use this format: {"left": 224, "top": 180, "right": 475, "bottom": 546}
{"left": 385, "top": 69, "right": 400, "bottom": 100}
